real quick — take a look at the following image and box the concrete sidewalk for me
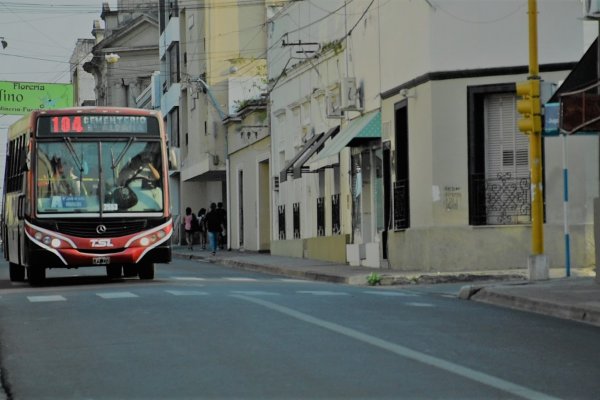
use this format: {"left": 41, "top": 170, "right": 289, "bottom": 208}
{"left": 172, "top": 246, "right": 599, "bottom": 328}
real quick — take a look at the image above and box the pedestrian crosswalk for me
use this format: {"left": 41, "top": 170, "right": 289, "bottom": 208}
{"left": 1, "top": 275, "right": 440, "bottom": 307}
{"left": 12, "top": 289, "right": 435, "bottom": 307}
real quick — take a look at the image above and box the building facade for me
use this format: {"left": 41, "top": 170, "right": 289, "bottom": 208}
{"left": 69, "top": 38, "right": 96, "bottom": 107}
{"left": 268, "top": 0, "right": 595, "bottom": 272}
{"left": 159, "top": 0, "right": 271, "bottom": 248}
{"left": 84, "top": 1, "right": 159, "bottom": 108}
{"left": 75, "top": 0, "right": 598, "bottom": 273}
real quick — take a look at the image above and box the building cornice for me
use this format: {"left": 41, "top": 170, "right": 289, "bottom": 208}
{"left": 380, "top": 62, "right": 577, "bottom": 100}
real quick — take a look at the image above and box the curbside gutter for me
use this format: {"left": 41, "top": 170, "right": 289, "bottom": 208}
{"left": 217, "top": 258, "right": 351, "bottom": 284}
{"left": 174, "top": 251, "right": 527, "bottom": 286}
{"left": 460, "top": 283, "right": 600, "bottom": 328}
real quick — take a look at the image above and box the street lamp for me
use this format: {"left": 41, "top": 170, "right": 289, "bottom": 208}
{"left": 193, "top": 77, "right": 227, "bottom": 120}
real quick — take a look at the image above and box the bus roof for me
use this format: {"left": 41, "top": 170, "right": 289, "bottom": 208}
{"left": 32, "top": 107, "right": 161, "bottom": 117}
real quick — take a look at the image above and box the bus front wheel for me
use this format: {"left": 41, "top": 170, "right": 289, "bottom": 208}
{"left": 9, "top": 262, "right": 25, "bottom": 282}
{"left": 28, "top": 267, "right": 46, "bottom": 286}
{"left": 138, "top": 263, "right": 154, "bottom": 280}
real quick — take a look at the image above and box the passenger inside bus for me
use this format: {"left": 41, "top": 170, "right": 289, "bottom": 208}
{"left": 50, "top": 156, "right": 75, "bottom": 196}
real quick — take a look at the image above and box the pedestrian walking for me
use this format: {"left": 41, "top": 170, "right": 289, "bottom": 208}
{"left": 197, "top": 208, "right": 207, "bottom": 250}
{"left": 183, "top": 207, "right": 195, "bottom": 250}
{"left": 216, "top": 202, "right": 227, "bottom": 249}
{"left": 205, "top": 202, "right": 224, "bottom": 255}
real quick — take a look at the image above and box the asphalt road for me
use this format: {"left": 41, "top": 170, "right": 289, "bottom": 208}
{"left": 0, "top": 257, "right": 598, "bottom": 399}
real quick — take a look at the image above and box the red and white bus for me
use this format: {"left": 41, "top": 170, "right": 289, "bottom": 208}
{"left": 2, "top": 107, "right": 173, "bottom": 285}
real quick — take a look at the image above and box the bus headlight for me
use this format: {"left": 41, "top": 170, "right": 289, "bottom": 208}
{"left": 135, "top": 228, "right": 168, "bottom": 247}
{"left": 26, "top": 224, "right": 74, "bottom": 250}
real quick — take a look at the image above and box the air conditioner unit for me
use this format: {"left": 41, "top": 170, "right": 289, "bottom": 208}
{"left": 326, "top": 91, "right": 343, "bottom": 118}
{"left": 340, "top": 77, "right": 358, "bottom": 111}
{"left": 586, "top": 0, "right": 600, "bottom": 17}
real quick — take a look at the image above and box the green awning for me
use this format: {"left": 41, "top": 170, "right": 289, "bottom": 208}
{"left": 310, "top": 110, "right": 381, "bottom": 170}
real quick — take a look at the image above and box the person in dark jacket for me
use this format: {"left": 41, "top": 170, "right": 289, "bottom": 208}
{"left": 205, "top": 202, "right": 223, "bottom": 255}
{"left": 216, "top": 202, "right": 227, "bottom": 249}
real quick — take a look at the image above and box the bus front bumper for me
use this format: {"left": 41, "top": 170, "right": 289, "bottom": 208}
{"left": 26, "top": 240, "right": 172, "bottom": 268}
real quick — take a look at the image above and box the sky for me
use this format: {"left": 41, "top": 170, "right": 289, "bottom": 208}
{"left": 0, "top": 0, "right": 117, "bottom": 132}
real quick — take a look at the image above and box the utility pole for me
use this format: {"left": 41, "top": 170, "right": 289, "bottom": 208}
{"left": 516, "top": 0, "right": 548, "bottom": 280}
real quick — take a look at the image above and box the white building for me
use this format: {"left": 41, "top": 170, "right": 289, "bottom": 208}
{"left": 269, "top": 0, "right": 594, "bottom": 272}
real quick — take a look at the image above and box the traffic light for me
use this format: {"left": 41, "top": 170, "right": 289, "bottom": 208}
{"left": 516, "top": 79, "right": 541, "bottom": 134}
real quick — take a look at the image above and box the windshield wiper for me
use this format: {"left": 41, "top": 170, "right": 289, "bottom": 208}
{"left": 110, "top": 138, "right": 134, "bottom": 182}
{"left": 63, "top": 137, "right": 86, "bottom": 192}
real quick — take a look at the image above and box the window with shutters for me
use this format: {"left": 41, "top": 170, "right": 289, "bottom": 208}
{"left": 468, "top": 84, "right": 533, "bottom": 226}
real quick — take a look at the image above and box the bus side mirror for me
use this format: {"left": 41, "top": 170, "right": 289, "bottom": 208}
{"left": 20, "top": 150, "right": 30, "bottom": 172}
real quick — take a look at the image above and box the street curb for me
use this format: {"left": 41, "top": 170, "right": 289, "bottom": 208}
{"left": 175, "top": 252, "right": 352, "bottom": 284}
{"left": 173, "top": 252, "right": 528, "bottom": 286}
{"left": 218, "top": 258, "right": 351, "bottom": 284}
{"left": 468, "top": 286, "right": 600, "bottom": 328}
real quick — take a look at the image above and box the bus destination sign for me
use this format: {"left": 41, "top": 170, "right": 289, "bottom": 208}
{"left": 37, "top": 114, "right": 159, "bottom": 136}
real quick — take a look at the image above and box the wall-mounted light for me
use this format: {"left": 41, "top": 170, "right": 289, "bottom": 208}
{"left": 105, "top": 53, "right": 120, "bottom": 63}
{"left": 400, "top": 88, "right": 416, "bottom": 99}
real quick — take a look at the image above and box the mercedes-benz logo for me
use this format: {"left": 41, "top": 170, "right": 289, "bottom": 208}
{"left": 96, "top": 224, "right": 107, "bottom": 235}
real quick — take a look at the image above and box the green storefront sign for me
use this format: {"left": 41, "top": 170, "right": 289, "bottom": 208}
{"left": 0, "top": 81, "right": 74, "bottom": 115}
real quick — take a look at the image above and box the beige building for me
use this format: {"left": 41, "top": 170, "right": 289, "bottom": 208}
{"left": 176, "top": 0, "right": 270, "bottom": 247}
{"left": 269, "top": 0, "right": 594, "bottom": 272}
{"left": 225, "top": 100, "right": 270, "bottom": 251}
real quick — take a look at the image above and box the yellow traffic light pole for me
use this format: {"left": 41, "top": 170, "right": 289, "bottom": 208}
{"left": 527, "top": 0, "right": 544, "bottom": 256}
{"left": 517, "top": 0, "right": 547, "bottom": 279}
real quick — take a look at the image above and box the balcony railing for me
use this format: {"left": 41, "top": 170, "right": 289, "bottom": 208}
{"left": 332, "top": 193, "right": 341, "bottom": 235}
{"left": 471, "top": 172, "right": 531, "bottom": 225}
{"left": 317, "top": 197, "right": 325, "bottom": 237}
{"left": 278, "top": 205, "right": 286, "bottom": 240}
{"left": 393, "top": 180, "right": 409, "bottom": 230}
{"left": 293, "top": 202, "right": 301, "bottom": 239}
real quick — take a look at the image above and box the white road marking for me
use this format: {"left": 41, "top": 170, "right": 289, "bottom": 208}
{"left": 230, "top": 291, "right": 280, "bottom": 296}
{"left": 363, "top": 291, "right": 419, "bottom": 297}
{"left": 28, "top": 295, "right": 66, "bottom": 302}
{"left": 232, "top": 295, "right": 560, "bottom": 400}
{"left": 297, "top": 291, "right": 349, "bottom": 296}
{"left": 224, "top": 277, "right": 257, "bottom": 282}
{"left": 96, "top": 292, "right": 138, "bottom": 299}
{"left": 165, "top": 290, "right": 208, "bottom": 296}
{"left": 171, "top": 277, "right": 206, "bottom": 281}
{"left": 406, "top": 302, "right": 435, "bottom": 307}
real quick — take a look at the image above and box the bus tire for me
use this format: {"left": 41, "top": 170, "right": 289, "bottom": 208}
{"left": 106, "top": 265, "right": 122, "bottom": 279}
{"left": 9, "top": 262, "right": 25, "bottom": 282}
{"left": 138, "top": 263, "right": 154, "bottom": 280}
{"left": 122, "top": 264, "right": 137, "bottom": 277}
{"left": 28, "top": 267, "right": 46, "bottom": 286}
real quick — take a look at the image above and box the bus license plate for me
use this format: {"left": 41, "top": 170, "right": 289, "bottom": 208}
{"left": 93, "top": 256, "right": 110, "bottom": 265}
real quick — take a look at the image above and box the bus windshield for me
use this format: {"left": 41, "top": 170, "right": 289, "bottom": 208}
{"left": 36, "top": 139, "right": 163, "bottom": 214}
